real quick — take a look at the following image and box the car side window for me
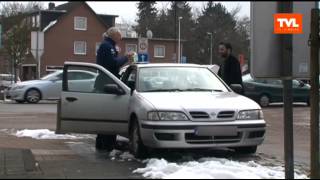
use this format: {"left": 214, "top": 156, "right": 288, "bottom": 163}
{"left": 65, "top": 66, "right": 118, "bottom": 94}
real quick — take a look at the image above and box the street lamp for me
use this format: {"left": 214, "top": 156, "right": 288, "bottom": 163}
{"left": 207, "top": 32, "right": 213, "bottom": 65}
{"left": 178, "top": 16, "right": 183, "bottom": 63}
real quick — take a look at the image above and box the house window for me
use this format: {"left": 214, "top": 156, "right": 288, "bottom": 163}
{"left": 95, "top": 42, "right": 101, "bottom": 56}
{"left": 126, "top": 44, "right": 137, "bottom": 53}
{"left": 74, "top": 41, "right": 87, "bottom": 55}
{"left": 74, "top": 16, "right": 87, "bottom": 30}
{"left": 154, "top": 45, "right": 165, "bottom": 58}
{"left": 32, "top": 16, "right": 36, "bottom": 27}
{"left": 36, "top": 14, "right": 40, "bottom": 28}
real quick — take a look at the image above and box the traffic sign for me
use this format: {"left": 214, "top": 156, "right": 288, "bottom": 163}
{"left": 138, "top": 38, "right": 148, "bottom": 54}
{"left": 138, "top": 53, "right": 149, "bottom": 62}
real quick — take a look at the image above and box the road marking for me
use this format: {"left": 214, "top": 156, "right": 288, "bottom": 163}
{"left": 0, "top": 116, "right": 38, "bottom": 119}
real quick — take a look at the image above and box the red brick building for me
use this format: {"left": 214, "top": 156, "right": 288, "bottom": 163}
{"left": 0, "top": 2, "right": 184, "bottom": 81}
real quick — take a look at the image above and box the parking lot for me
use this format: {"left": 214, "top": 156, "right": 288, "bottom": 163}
{"left": 0, "top": 100, "right": 311, "bottom": 178}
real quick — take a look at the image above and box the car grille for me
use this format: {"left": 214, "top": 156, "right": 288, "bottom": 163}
{"left": 217, "top": 111, "right": 235, "bottom": 118}
{"left": 189, "top": 111, "right": 210, "bottom": 119}
{"left": 185, "top": 132, "right": 242, "bottom": 144}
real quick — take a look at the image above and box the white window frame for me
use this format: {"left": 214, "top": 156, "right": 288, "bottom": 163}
{"left": 95, "top": 42, "right": 101, "bottom": 56}
{"left": 154, "top": 45, "right": 165, "bottom": 58}
{"left": 74, "top": 41, "right": 87, "bottom": 55}
{"left": 126, "top": 44, "right": 137, "bottom": 53}
{"left": 74, "top": 16, "right": 87, "bottom": 31}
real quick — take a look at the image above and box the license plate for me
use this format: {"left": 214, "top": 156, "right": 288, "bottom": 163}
{"left": 195, "top": 126, "right": 237, "bottom": 136}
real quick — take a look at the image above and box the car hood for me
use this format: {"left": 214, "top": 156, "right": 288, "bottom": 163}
{"left": 139, "top": 92, "right": 261, "bottom": 111}
{"left": 13, "top": 80, "right": 49, "bottom": 86}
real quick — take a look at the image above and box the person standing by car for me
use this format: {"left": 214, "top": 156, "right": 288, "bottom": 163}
{"left": 95, "top": 27, "right": 133, "bottom": 150}
{"left": 96, "top": 27, "right": 134, "bottom": 78}
{"left": 217, "top": 42, "right": 244, "bottom": 94}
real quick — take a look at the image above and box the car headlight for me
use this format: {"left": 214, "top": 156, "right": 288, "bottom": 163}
{"left": 147, "top": 111, "right": 189, "bottom": 121}
{"left": 13, "top": 85, "right": 25, "bottom": 90}
{"left": 237, "top": 110, "right": 264, "bottom": 120}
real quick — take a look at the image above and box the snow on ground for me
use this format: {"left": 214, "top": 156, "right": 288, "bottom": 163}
{"left": 13, "top": 129, "right": 95, "bottom": 140}
{"left": 109, "top": 149, "right": 136, "bottom": 162}
{"left": 133, "top": 157, "right": 308, "bottom": 179}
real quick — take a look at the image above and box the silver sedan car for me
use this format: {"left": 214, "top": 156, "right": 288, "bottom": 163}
{"left": 7, "top": 70, "right": 97, "bottom": 103}
{"left": 56, "top": 62, "right": 266, "bottom": 158}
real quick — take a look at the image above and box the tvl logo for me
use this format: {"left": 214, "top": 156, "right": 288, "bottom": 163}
{"left": 274, "top": 13, "right": 303, "bottom": 34}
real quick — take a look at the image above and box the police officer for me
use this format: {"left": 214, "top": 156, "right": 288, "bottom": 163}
{"left": 95, "top": 27, "right": 133, "bottom": 150}
{"left": 97, "top": 27, "right": 133, "bottom": 78}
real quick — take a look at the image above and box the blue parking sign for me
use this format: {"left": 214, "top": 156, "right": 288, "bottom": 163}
{"left": 138, "top": 53, "right": 149, "bottom": 62}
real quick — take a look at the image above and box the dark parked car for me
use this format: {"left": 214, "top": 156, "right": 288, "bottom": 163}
{"left": 242, "top": 74, "right": 310, "bottom": 107}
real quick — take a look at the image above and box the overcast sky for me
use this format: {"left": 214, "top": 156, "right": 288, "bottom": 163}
{"left": 24, "top": 1, "right": 251, "bottom": 24}
{"left": 14, "top": 1, "right": 250, "bottom": 23}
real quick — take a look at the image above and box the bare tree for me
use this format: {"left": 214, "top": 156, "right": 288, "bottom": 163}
{"left": 0, "top": 1, "right": 44, "bottom": 82}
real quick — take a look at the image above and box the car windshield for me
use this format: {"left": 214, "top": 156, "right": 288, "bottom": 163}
{"left": 138, "top": 67, "right": 229, "bottom": 92}
{"left": 41, "top": 71, "right": 62, "bottom": 80}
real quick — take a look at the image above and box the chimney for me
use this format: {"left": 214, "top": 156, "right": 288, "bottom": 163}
{"left": 49, "top": 2, "right": 55, "bottom": 10}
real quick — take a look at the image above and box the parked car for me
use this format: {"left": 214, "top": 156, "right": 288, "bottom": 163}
{"left": 242, "top": 74, "right": 310, "bottom": 107}
{"left": 56, "top": 62, "right": 266, "bottom": 158}
{"left": 0, "top": 74, "right": 20, "bottom": 100}
{"left": 6, "top": 70, "right": 97, "bottom": 104}
{"left": 0, "top": 74, "right": 20, "bottom": 88}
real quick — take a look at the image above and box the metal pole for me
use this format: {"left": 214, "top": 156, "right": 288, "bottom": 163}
{"left": 178, "top": 17, "right": 182, "bottom": 63}
{"left": 37, "top": 9, "right": 41, "bottom": 79}
{"left": 210, "top": 34, "right": 213, "bottom": 65}
{"left": 310, "top": 8, "right": 320, "bottom": 179}
{"left": 278, "top": 1, "right": 294, "bottom": 179}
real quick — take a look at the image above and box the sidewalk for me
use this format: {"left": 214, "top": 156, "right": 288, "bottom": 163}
{"left": 0, "top": 131, "right": 143, "bottom": 179}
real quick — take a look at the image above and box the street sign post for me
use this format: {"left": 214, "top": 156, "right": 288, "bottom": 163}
{"left": 31, "top": 31, "right": 44, "bottom": 79}
{"left": 138, "top": 38, "right": 148, "bottom": 54}
{"left": 0, "top": 24, "right": 2, "bottom": 49}
{"left": 138, "top": 53, "right": 149, "bottom": 62}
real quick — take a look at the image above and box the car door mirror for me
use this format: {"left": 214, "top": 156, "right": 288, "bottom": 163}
{"left": 230, "top": 84, "right": 243, "bottom": 94}
{"left": 103, "top": 84, "right": 125, "bottom": 95}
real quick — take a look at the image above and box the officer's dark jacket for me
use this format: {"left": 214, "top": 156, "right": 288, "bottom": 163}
{"left": 218, "top": 54, "right": 243, "bottom": 87}
{"left": 96, "top": 37, "right": 128, "bottom": 78}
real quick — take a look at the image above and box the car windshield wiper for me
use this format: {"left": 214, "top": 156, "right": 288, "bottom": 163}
{"left": 183, "top": 88, "right": 223, "bottom": 92}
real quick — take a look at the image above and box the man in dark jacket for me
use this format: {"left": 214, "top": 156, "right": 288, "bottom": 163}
{"left": 217, "top": 42, "right": 244, "bottom": 93}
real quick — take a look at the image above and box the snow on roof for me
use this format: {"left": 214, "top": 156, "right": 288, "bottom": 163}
{"left": 43, "top": 20, "right": 58, "bottom": 32}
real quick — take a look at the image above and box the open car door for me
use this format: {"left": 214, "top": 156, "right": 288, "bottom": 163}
{"left": 56, "top": 62, "right": 131, "bottom": 136}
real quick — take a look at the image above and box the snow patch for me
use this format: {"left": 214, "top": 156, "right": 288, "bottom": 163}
{"left": 109, "top": 149, "right": 135, "bottom": 162}
{"left": 14, "top": 129, "right": 94, "bottom": 140}
{"left": 43, "top": 20, "right": 57, "bottom": 32}
{"left": 133, "top": 157, "right": 308, "bottom": 179}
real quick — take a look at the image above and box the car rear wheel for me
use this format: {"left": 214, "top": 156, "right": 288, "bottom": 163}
{"left": 259, "top": 94, "right": 270, "bottom": 107}
{"left": 129, "top": 120, "right": 148, "bottom": 158}
{"left": 233, "top": 146, "right": 257, "bottom": 154}
{"left": 95, "top": 134, "right": 116, "bottom": 151}
{"left": 25, "top": 89, "right": 41, "bottom": 104}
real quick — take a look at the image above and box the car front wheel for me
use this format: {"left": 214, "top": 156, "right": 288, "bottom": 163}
{"left": 259, "top": 94, "right": 270, "bottom": 107}
{"left": 25, "top": 89, "right": 41, "bottom": 104}
{"left": 129, "top": 120, "right": 148, "bottom": 158}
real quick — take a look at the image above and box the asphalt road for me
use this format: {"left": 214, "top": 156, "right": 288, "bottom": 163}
{"left": 0, "top": 100, "right": 312, "bottom": 177}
